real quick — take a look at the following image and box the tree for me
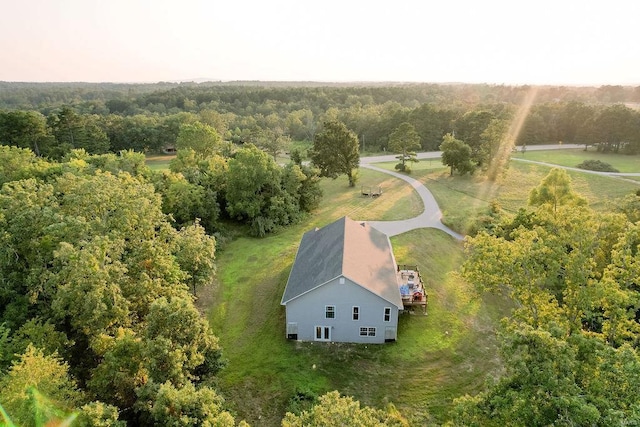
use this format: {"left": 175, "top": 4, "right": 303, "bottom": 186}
{"left": 0, "top": 145, "right": 51, "bottom": 186}
{"left": 3, "top": 318, "right": 73, "bottom": 370}
{"left": 0, "top": 345, "right": 83, "bottom": 427}
{"left": 310, "top": 120, "right": 360, "bottom": 187}
{"left": 388, "top": 122, "right": 421, "bottom": 172}
{"left": 175, "top": 122, "right": 222, "bottom": 160}
{"left": 104, "top": 114, "right": 163, "bottom": 153}
{"left": 516, "top": 111, "right": 546, "bottom": 146}
{"left": 591, "top": 104, "right": 638, "bottom": 153}
{"left": 458, "top": 202, "right": 640, "bottom": 426}
{"left": 226, "top": 144, "right": 302, "bottom": 236}
{"left": 75, "top": 401, "right": 126, "bottom": 427}
{"left": 528, "top": 168, "right": 586, "bottom": 213}
{"left": 137, "top": 381, "right": 239, "bottom": 427}
{"left": 282, "top": 391, "right": 407, "bottom": 427}
{"left": 47, "top": 107, "right": 110, "bottom": 157}
{"left": 173, "top": 221, "right": 216, "bottom": 296}
{"left": 0, "top": 154, "right": 230, "bottom": 423}
{"left": 289, "top": 163, "right": 323, "bottom": 212}
{"left": 454, "top": 109, "right": 496, "bottom": 167}
{"left": 408, "top": 104, "right": 456, "bottom": 151}
{"left": 480, "top": 117, "right": 510, "bottom": 181}
{"left": 439, "top": 133, "right": 475, "bottom": 176}
{"left": 152, "top": 170, "right": 220, "bottom": 232}
{"left": 453, "top": 327, "right": 600, "bottom": 426}
{"left": 252, "top": 126, "right": 291, "bottom": 160}
{"left": 142, "top": 297, "right": 223, "bottom": 386}
{"left": 0, "top": 110, "right": 54, "bottom": 156}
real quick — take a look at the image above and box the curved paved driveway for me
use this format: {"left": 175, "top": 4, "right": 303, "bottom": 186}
{"left": 359, "top": 163, "right": 464, "bottom": 241}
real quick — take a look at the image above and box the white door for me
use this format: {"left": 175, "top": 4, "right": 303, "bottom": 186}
{"left": 314, "top": 325, "right": 331, "bottom": 341}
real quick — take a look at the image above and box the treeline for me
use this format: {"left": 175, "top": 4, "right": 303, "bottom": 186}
{"left": 2, "top": 88, "right": 640, "bottom": 165}
{"left": 2, "top": 81, "right": 640, "bottom": 112}
{"left": 517, "top": 101, "right": 640, "bottom": 152}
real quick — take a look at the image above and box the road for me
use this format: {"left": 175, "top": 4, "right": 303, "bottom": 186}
{"left": 358, "top": 143, "right": 638, "bottom": 240}
{"left": 360, "top": 143, "right": 584, "bottom": 164}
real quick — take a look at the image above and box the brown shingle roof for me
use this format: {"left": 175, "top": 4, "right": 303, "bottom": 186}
{"left": 281, "top": 216, "right": 402, "bottom": 308}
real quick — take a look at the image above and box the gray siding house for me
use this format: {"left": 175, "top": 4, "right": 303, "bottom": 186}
{"left": 281, "top": 216, "right": 404, "bottom": 343}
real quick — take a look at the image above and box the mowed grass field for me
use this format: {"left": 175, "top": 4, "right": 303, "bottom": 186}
{"left": 376, "top": 152, "right": 639, "bottom": 234}
{"left": 147, "top": 149, "right": 639, "bottom": 425}
{"left": 512, "top": 147, "right": 640, "bottom": 172}
{"left": 207, "top": 194, "right": 505, "bottom": 426}
{"left": 145, "top": 154, "right": 175, "bottom": 170}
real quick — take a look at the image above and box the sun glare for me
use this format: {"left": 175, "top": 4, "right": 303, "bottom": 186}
{"left": 486, "top": 86, "right": 539, "bottom": 182}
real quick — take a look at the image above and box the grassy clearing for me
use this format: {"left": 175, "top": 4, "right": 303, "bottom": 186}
{"left": 513, "top": 148, "right": 640, "bottom": 172}
{"left": 207, "top": 164, "right": 513, "bottom": 425}
{"left": 319, "top": 169, "right": 424, "bottom": 221}
{"left": 209, "top": 223, "right": 508, "bottom": 426}
{"left": 145, "top": 154, "right": 175, "bottom": 171}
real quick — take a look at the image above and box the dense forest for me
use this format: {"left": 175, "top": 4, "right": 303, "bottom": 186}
{"left": 0, "top": 82, "right": 639, "bottom": 426}
{"left": 1, "top": 82, "right": 640, "bottom": 160}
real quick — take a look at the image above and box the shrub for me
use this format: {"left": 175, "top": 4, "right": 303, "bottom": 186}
{"left": 576, "top": 160, "right": 619, "bottom": 173}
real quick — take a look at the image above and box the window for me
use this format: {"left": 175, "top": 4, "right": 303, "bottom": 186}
{"left": 359, "top": 327, "right": 376, "bottom": 337}
{"left": 384, "top": 307, "right": 391, "bottom": 322}
{"left": 352, "top": 306, "right": 359, "bottom": 321}
{"left": 325, "top": 305, "right": 335, "bottom": 319}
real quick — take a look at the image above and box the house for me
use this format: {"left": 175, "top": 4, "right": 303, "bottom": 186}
{"left": 281, "top": 216, "right": 405, "bottom": 343}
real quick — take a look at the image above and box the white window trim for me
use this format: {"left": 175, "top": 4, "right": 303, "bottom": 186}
{"left": 384, "top": 307, "right": 391, "bottom": 322}
{"left": 352, "top": 306, "right": 360, "bottom": 321}
{"left": 359, "top": 326, "right": 377, "bottom": 337}
{"left": 325, "top": 305, "right": 335, "bottom": 319}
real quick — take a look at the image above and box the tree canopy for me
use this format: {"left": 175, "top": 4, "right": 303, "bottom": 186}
{"left": 282, "top": 391, "right": 407, "bottom": 427}
{"left": 439, "top": 133, "right": 475, "bottom": 176}
{"left": 310, "top": 120, "right": 360, "bottom": 187}
{"left": 528, "top": 168, "right": 587, "bottom": 213}
{"left": 388, "top": 122, "right": 421, "bottom": 172}
{"left": 457, "top": 175, "right": 640, "bottom": 425}
{"left": 0, "top": 146, "right": 234, "bottom": 425}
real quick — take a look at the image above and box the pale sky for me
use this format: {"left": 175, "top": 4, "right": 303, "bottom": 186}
{"left": 1, "top": 0, "right": 638, "bottom": 85}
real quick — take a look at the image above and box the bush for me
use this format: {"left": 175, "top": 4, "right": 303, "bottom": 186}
{"left": 576, "top": 160, "right": 619, "bottom": 173}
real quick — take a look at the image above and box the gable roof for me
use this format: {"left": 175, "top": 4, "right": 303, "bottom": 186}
{"left": 281, "top": 216, "right": 402, "bottom": 308}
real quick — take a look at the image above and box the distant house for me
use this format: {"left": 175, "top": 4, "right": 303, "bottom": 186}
{"left": 281, "top": 216, "right": 405, "bottom": 343}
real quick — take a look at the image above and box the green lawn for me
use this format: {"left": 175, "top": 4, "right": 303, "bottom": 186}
{"left": 145, "top": 154, "right": 175, "bottom": 171}
{"left": 513, "top": 148, "right": 640, "bottom": 173}
{"left": 209, "top": 225, "right": 507, "bottom": 426}
{"left": 207, "top": 170, "right": 512, "bottom": 425}
{"left": 201, "top": 151, "right": 638, "bottom": 425}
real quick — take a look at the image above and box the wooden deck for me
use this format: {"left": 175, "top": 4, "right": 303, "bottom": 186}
{"left": 397, "top": 264, "right": 427, "bottom": 313}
